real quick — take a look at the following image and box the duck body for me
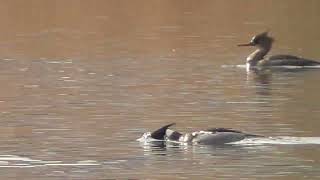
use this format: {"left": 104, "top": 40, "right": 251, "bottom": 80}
{"left": 179, "top": 131, "right": 247, "bottom": 145}
{"left": 138, "top": 123, "right": 262, "bottom": 145}
{"left": 260, "top": 55, "right": 320, "bottom": 66}
{"left": 239, "top": 32, "right": 320, "bottom": 70}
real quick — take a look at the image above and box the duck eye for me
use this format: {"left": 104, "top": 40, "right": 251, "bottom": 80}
{"left": 251, "top": 37, "right": 259, "bottom": 44}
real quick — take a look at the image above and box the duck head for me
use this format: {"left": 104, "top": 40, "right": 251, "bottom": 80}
{"left": 238, "top": 31, "right": 274, "bottom": 50}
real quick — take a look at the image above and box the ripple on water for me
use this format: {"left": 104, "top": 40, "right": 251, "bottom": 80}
{"left": 234, "top": 136, "right": 320, "bottom": 145}
{"left": 0, "top": 155, "right": 100, "bottom": 168}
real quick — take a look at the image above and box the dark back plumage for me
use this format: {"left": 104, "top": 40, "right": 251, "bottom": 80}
{"left": 206, "top": 128, "right": 242, "bottom": 133}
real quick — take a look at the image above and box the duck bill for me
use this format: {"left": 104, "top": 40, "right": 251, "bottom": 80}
{"left": 237, "top": 42, "right": 255, "bottom": 47}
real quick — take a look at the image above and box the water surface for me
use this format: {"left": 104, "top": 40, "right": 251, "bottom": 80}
{"left": 1, "top": 0, "right": 320, "bottom": 179}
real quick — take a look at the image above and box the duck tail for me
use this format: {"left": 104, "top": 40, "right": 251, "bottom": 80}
{"left": 151, "top": 123, "right": 176, "bottom": 140}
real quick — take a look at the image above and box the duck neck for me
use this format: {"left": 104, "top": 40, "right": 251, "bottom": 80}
{"left": 246, "top": 46, "right": 271, "bottom": 66}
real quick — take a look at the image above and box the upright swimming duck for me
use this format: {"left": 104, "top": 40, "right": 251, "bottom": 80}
{"left": 238, "top": 32, "right": 320, "bottom": 70}
{"left": 138, "top": 123, "right": 262, "bottom": 145}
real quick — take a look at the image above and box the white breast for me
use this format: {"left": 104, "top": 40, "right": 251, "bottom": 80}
{"left": 246, "top": 62, "right": 251, "bottom": 71}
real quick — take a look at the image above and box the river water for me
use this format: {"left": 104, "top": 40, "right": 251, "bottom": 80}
{"left": 0, "top": 0, "right": 320, "bottom": 179}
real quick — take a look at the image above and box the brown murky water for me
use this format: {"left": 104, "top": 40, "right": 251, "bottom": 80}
{"left": 1, "top": 0, "right": 320, "bottom": 179}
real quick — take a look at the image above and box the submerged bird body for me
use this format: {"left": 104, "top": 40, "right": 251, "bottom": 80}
{"left": 139, "top": 123, "right": 262, "bottom": 145}
{"left": 239, "top": 32, "right": 320, "bottom": 70}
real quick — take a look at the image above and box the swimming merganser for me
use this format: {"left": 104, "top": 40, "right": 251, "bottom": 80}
{"left": 138, "top": 123, "right": 262, "bottom": 145}
{"left": 238, "top": 32, "right": 320, "bottom": 70}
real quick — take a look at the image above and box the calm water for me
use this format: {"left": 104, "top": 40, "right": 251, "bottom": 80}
{"left": 1, "top": 0, "right": 320, "bottom": 179}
